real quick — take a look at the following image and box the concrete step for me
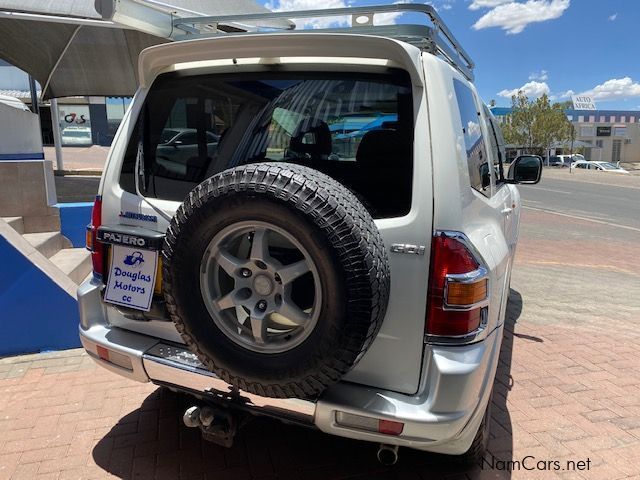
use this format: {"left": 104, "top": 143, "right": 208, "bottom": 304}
{"left": 23, "top": 231, "right": 71, "bottom": 259}
{"left": 2, "top": 217, "right": 24, "bottom": 234}
{"left": 50, "top": 248, "right": 92, "bottom": 285}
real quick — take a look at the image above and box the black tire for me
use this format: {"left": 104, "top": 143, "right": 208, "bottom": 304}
{"left": 162, "top": 163, "right": 390, "bottom": 398}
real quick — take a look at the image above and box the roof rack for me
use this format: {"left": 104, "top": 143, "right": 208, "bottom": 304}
{"left": 171, "top": 4, "right": 475, "bottom": 81}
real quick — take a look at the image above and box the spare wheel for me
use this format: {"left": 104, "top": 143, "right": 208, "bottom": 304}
{"left": 162, "top": 163, "right": 390, "bottom": 398}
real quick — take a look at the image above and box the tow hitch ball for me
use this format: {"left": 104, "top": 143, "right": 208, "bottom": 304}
{"left": 183, "top": 405, "right": 237, "bottom": 448}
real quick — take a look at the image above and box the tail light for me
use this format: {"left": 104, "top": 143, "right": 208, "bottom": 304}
{"left": 426, "top": 232, "right": 488, "bottom": 340}
{"left": 86, "top": 195, "right": 104, "bottom": 279}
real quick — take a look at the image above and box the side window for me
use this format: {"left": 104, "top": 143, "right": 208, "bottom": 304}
{"left": 482, "top": 105, "right": 505, "bottom": 185}
{"left": 453, "top": 80, "right": 490, "bottom": 196}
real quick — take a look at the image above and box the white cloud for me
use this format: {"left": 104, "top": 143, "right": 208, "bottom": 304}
{"left": 469, "top": 0, "right": 511, "bottom": 10}
{"left": 552, "top": 89, "right": 574, "bottom": 101}
{"left": 472, "top": 0, "right": 570, "bottom": 34}
{"left": 608, "top": 13, "right": 617, "bottom": 21}
{"left": 529, "top": 70, "right": 548, "bottom": 81}
{"left": 265, "top": 0, "right": 349, "bottom": 28}
{"left": 497, "top": 80, "right": 550, "bottom": 98}
{"left": 579, "top": 77, "right": 640, "bottom": 101}
{"left": 264, "top": 0, "right": 408, "bottom": 28}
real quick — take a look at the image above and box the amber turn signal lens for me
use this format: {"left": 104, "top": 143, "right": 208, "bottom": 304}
{"left": 86, "top": 228, "right": 93, "bottom": 251}
{"left": 446, "top": 279, "right": 487, "bottom": 306}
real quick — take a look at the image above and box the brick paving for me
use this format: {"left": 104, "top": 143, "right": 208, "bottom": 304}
{"left": 2, "top": 206, "right": 640, "bottom": 479}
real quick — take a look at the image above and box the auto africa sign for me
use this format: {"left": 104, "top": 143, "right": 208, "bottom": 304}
{"left": 571, "top": 95, "right": 597, "bottom": 111}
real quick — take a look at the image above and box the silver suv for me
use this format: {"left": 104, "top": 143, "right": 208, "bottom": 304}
{"left": 79, "top": 4, "right": 541, "bottom": 465}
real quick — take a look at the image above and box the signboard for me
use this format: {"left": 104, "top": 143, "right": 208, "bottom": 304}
{"left": 58, "top": 105, "right": 92, "bottom": 146}
{"left": 597, "top": 127, "right": 611, "bottom": 137}
{"left": 571, "top": 95, "right": 597, "bottom": 111}
{"left": 104, "top": 245, "right": 158, "bottom": 311}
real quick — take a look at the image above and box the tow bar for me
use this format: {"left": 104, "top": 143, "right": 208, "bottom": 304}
{"left": 183, "top": 405, "right": 239, "bottom": 448}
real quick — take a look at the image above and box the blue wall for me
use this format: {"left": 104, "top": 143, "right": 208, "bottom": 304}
{"left": 0, "top": 236, "right": 81, "bottom": 356}
{"left": 57, "top": 202, "right": 93, "bottom": 248}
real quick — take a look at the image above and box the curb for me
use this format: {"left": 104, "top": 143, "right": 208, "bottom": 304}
{"left": 54, "top": 169, "right": 103, "bottom": 177}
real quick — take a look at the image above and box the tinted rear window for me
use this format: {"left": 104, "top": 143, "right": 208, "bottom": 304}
{"left": 120, "top": 70, "right": 413, "bottom": 218}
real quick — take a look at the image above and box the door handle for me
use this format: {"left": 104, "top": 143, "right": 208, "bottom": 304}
{"left": 501, "top": 207, "right": 513, "bottom": 215}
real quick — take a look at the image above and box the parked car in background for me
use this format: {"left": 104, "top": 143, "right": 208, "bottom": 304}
{"left": 571, "top": 160, "right": 629, "bottom": 174}
{"left": 548, "top": 155, "right": 565, "bottom": 167}
{"left": 155, "top": 128, "right": 220, "bottom": 178}
{"left": 61, "top": 126, "right": 92, "bottom": 146}
{"left": 549, "top": 154, "right": 584, "bottom": 167}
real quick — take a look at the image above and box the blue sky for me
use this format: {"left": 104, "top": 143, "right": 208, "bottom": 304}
{"left": 260, "top": 0, "right": 640, "bottom": 110}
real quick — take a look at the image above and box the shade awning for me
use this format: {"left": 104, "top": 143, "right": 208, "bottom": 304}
{"left": 0, "top": 0, "right": 285, "bottom": 100}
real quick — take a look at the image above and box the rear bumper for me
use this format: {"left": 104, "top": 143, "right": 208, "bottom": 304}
{"left": 79, "top": 277, "right": 502, "bottom": 455}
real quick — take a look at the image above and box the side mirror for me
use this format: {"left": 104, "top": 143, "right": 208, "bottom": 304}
{"left": 507, "top": 155, "right": 542, "bottom": 184}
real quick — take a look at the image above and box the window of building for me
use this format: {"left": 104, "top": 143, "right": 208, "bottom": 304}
{"left": 610, "top": 116, "right": 616, "bottom": 123}
{"left": 580, "top": 126, "right": 595, "bottom": 137}
{"left": 589, "top": 115, "right": 596, "bottom": 122}
{"left": 106, "top": 97, "right": 132, "bottom": 143}
{"left": 578, "top": 115, "right": 584, "bottom": 122}
{"left": 596, "top": 140, "right": 603, "bottom": 148}
{"left": 453, "top": 80, "right": 490, "bottom": 196}
{"left": 613, "top": 126, "right": 627, "bottom": 137}
{"left": 600, "top": 116, "right": 606, "bottom": 122}
{"left": 620, "top": 116, "right": 626, "bottom": 123}
{"left": 630, "top": 116, "right": 636, "bottom": 123}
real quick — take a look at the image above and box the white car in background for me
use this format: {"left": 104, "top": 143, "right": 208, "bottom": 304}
{"left": 571, "top": 160, "right": 629, "bottom": 174}
{"left": 61, "top": 126, "right": 92, "bottom": 146}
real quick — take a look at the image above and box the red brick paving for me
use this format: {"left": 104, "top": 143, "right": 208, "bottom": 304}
{"left": 2, "top": 208, "right": 640, "bottom": 479}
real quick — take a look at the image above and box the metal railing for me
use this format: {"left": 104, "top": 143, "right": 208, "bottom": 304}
{"left": 170, "top": 3, "right": 475, "bottom": 81}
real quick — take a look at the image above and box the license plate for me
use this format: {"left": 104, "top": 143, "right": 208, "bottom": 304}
{"left": 104, "top": 245, "right": 158, "bottom": 311}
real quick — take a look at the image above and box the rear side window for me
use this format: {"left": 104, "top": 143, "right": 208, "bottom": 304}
{"left": 453, "top": 80, "right": 490, "bottom": 195}
{"left": 120, "top": 70, "right": 414, "bottom": 218}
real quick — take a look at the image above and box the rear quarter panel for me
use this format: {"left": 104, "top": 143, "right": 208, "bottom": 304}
{"left": 423, "top": 55, "right": 510, "bottom": 340}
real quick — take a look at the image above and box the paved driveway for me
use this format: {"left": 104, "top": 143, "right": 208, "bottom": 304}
{"left": 2, "top": 179, "right": 640, "bottom": 479}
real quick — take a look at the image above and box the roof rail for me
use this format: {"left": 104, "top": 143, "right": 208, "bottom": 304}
{"left": 171, "top": 3, "right": 475, "bottom": 81}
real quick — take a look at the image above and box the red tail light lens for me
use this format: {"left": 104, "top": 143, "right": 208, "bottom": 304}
{"left": 86, "top": 195, "right": 104, "bottom": 279}
{"left": 426, "top": 233, "right": 487, "bottom": 337}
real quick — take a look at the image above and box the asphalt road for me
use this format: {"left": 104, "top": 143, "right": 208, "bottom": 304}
{"left": 518, "top": 170, "right": 640, "bottom": 231}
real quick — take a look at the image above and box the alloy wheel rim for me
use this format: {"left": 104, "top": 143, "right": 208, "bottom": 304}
{"left": 199, "top": 221, "right": 322, "bottom": 354}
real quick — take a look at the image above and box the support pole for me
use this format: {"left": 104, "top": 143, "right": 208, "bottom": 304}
{"left": 28, "top": 75, "right": 39, "bottom": 115}
{"left": 50, "top": 99, "right": 64, "bottom": 171}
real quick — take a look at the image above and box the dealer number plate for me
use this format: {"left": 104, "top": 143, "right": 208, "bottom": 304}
{"left": 104, "top": 245, "right": 158, "bottom": 311}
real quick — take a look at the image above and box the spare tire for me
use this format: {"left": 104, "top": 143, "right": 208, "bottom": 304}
{"left": 163, "top": 163, "right": 390, "bottom": 398}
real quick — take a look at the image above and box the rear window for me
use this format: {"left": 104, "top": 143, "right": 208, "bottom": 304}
{"left": 120, "top": 70, "right": 414, "bottom": 218}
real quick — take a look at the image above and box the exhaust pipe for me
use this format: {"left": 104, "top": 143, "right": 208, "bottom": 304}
{"left": 377, "top": 444, "right": 399, "bottom": 466}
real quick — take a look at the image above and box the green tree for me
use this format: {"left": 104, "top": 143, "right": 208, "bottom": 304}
{"left": 502, "top": 91, "right": 572, "bottom": 156}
